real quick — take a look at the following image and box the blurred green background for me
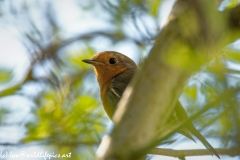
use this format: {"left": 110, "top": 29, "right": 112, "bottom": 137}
{"left": 0, "top": 0, "right": 240, "bottom": 159}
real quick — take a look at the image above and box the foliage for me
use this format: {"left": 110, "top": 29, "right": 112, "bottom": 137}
{"left": 182, "top": 53, "right": 240, "bottom": 147}
{"left": 0, "top": 68, "right": 12, "bottom": 84}
{"left": 24, "top": 85, "right": 106, "bottom": 159}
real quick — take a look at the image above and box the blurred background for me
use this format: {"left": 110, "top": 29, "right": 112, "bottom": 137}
{"left": 0, "top": 0, "right": 239, "bottom": 159}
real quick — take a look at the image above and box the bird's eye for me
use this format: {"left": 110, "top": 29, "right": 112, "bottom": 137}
{"left": 109, "top": 58, "right": 117, "bottom": 64}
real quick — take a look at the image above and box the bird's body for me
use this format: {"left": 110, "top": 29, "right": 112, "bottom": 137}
{"left": 101, "top": 71, "right": 135, "bottom": 118}
{"left": 82, "top": 51, "right": 219, "bottom": 158}
{"left": 83, "top": 51, "right": 138, "bottom": 118}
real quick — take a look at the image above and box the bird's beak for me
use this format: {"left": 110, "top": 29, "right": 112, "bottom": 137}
{"left": 82, "top": 59, "right": 103, "bottom": 66}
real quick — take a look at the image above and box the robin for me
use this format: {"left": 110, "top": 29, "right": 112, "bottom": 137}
{"left": 82, "top": 51, "right": 219, "bottom": 158}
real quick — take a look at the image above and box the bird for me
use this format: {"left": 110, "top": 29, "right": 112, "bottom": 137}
{"left": 82, "top": 51, "right": 220, "bottom": 158}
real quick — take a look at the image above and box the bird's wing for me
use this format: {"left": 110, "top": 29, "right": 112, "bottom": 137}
{"left": 103, "top": 71, "right": 134, "bottom": 119}
{"left": 110, "top": 71, "right": 134, "bottom": 99}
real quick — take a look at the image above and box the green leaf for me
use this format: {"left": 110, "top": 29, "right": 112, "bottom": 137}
{"left": 147, "top": 0, "right": 162, "bottom": 17}
{"left": 0, "top": 68, "right": 12, "bottom": 83}
{"left": 68, "top": 47, "right": 95, "bottom": 69}
{"left": 225, "top": 0, "right": 240, "bottom": 9}
{"left": 184, "top": 85, "right": 198, "bottom": 101}
{"left": 227, "top": 50, "right": 240, "bottom": 62}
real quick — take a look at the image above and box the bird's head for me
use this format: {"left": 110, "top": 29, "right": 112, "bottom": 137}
{"left": 82, "top": 51, "right": 138, "bottom": 87}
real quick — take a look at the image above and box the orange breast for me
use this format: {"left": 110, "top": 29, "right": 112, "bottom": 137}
{"left": 100, "top": 80, "right": 116, "bottom": 119}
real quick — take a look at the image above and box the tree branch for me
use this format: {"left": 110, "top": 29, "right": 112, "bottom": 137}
{"left": 0, "top": 30, "right": 139, "bottom": 97}
{"left": 134, "top": 88, "right": 239, "bottom": 156}
{"left": 0, "top": 141, "right": 99, "bottom": 147}
{"left": 149, "top": 147, "right": 240, "bottom": 158}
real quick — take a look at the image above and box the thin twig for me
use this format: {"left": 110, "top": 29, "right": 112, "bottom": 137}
{"left": 149, "top": 147, "right": 240, "bottom": 157}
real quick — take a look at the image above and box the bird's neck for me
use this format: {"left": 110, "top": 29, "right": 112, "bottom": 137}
{"left": 94, "top": 67, "right": 127, "bottom": 91}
